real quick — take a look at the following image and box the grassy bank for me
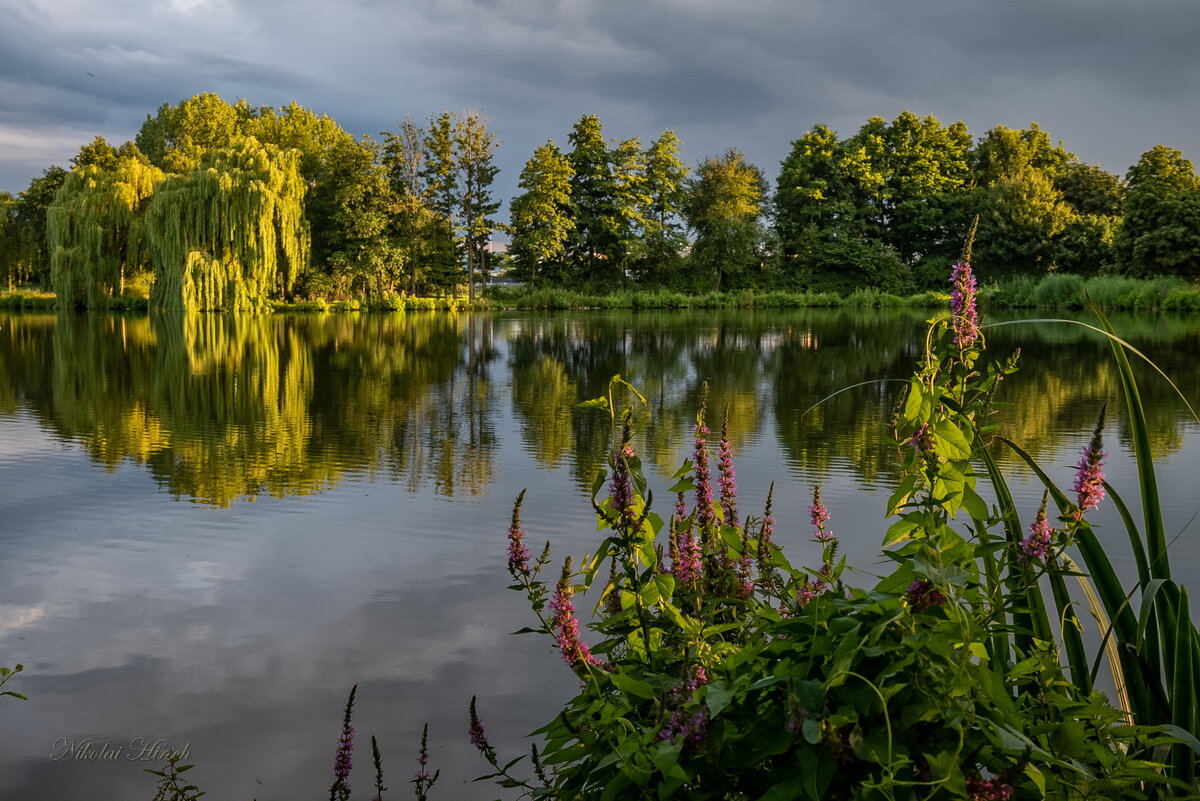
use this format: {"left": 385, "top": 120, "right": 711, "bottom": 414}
{"left": 983, "top": 273, "right": 1200, "bottom": 311}
{"left": 5, "top": 274, "right": 1198, "bottom": 313}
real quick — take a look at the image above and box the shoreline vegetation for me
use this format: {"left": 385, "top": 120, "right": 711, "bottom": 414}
{"left": 4, "top": 95, "right": 1200, "bottom": 314}
{"left": 3, "top": 273, "right": 1200, "bottom": 313}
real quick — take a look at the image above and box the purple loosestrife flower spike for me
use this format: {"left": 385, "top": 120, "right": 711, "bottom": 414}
{"left": 674, "top": 491, "right": 688, "bottom": 521}
{"left": 810, "top": 486, "right": 832, "bottom": 543}
{"left": 604, "top": 558, "right": 622, "bottom": 617}
{"left": 468, "top": 696, "right": 496, "bottom": 764}
{"left": 1072, "top": 405, "right": 1107, "bottom": 519}
{"left": 507, "top": 489, "right": 531, "bottom": 576}
{"left": 675, "top": 525, "right": 702, "bottom": 586}
{"left": 692, "top": 420, "right": 715, "bottom": 528}
{"left": 757, "top": 483, "right": 776, "bottom": 580}
{"left": 718, "top": 407, "right": 739, "bottom": 527}
{"left": 950, "top": 261, "right": 980, "bottom": 349}
{"left": 1020, "top": 492, "right": 1054, "bottom": 563}
{"left": 550, "top": 559, "right": 605, "bottom": 671}
{"left": 330, "top": 684, "right": 357, "bottom": 801}
{"left": 371, "top": 735, "right": 390, "bottom": 801}
{"left": 609, "top": 446, "right": 635, "bottom": 520}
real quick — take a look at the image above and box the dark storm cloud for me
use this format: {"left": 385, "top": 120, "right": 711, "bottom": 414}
{"left": 2, "top": 0, "right": 1199, "bottom": 193}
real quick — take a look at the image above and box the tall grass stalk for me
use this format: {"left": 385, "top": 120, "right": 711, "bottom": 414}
{"left": 981, "top": 301, "right": 1200, "bottom": 784}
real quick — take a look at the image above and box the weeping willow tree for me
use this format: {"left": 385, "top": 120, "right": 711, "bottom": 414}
{"left": 145, "top": 137, "right": 308, "bottom": 312}
{"left": 47, "top": 158, "right": 165, "bottom": 308}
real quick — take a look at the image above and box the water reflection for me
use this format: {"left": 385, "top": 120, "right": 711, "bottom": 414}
{"left": 1, "top": 307, "right": 1198, "bottom": 801}
{"left": 1, "top": 309, "right": 1197, "bottom": 504}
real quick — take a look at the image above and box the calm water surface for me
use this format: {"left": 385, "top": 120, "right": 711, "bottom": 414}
{"left": 1, "top": 308, "right": 1198, "bottom": 799}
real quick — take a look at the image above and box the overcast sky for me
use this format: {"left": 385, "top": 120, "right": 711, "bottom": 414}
{"left": 3, "top": 0, "right": 1199, "bottom": 203}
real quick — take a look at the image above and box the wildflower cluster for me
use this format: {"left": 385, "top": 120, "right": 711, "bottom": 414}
{"left": 419, "top": 260, "right": 1181, "bottom": 800}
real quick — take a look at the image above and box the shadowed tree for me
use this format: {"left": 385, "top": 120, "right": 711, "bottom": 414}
{"left": 9, "top": 166, "right": 68, "bottom": 286}
{"left": 1117, "top": 145, "right": 1200, "bottom": 278}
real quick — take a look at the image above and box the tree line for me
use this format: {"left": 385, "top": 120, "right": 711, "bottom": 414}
{"left": 1, "top": 95, "right": 1198, "bottom": 310}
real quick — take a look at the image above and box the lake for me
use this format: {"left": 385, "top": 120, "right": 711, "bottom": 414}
{"left": 1, "top": 307, "right": 1198, "bottom": 799}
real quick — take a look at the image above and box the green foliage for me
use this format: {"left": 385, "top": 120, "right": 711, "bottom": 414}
{"left": 1162, "top": 287, "right": 1200, "bottom": 311}
{"left": 684, "top": 149, "right": 768, "bottom": 292}
{"left": 1057, "top": 162, "right": 1124, "bottom": 217}
{"left": 5, "top": 166, "right": 68, "bottom": 287}
{"left": 508, "top": 141, "right": 575, "bottom": 288}
{"left": 565, "top": 114, "right": 625, "bottom": 285}
{"left": 0, "top": 663, "right": 26, "bottom": 702}
{"left": 974, "top": 168, "right": 1076, "bottom": 280}
{"left": 985, "top": 274, "right": 1191, "bottom": 310}
{"left": 47, "top": 156, "right": 165, "bottom": 308}
{"left": 634, "top": 131, "right": 689, "bottom": 284}
{"left": 144, "top": 137, "right": 309, "bottom": 312}
{"left": 1030, "top": 273, "right": 1086, "bottom": 308}
{"left": 0, "top": 288, "right": 56, "bottom": 309}
{"left": 971, "top": 123, "right": 1075, "bottom": 187}
{"left": 466, "top": 281, "right": 1195, "bottom": 797}
{"left": 1117, "top": 146, "right": 1200, "bottom": 278}
{"left": 135, "top": 92, "right": 255, "bottom": 174}
{"left": 146, "top": 750, "right": 204, "bottom": 801}
{"left": 452, "top": 260, "right": 1199, "bottom": 799}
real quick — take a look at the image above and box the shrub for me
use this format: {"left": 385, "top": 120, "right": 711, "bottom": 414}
{"left": 1163, "top": 287, "right": 1200, "bottom": 312}
{"left": 1031, "top": 273, "right": 1086, "bottom": 308}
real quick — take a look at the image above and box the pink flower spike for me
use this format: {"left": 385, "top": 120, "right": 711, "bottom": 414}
{"left": 692, "top": 421, "right": 715, "bottom": 527}
{"left": 550, "top": 560, "right": 606, "bottom": 672}
{"left": 718, "top": 409, "right": 739, "bottom": 527}
{"left": 809, "top": 486, "right": 832, "bottom": 543}
{"left": 950, "top": 261, "right": 980, "bottom": 349}
{"left": 1072, "top": 406, "right": 1107, "bottom": 518}
{"left": 506, "top": 490, "right": 531, "bottom": 576}
{"left": 1020, "top": 492, "right": 1054, "bottom": 563}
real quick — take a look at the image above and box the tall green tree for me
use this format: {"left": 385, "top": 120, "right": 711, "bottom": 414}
{"left": 876, "top": 112, "right": 972, "bottom": 265}
{"left": 247, "top": 102, "right": 380, "bottom": 285}
{"left": 774, "top": 124, "right": 872, "bottom": 266}
{"left": 0, "top": 191, "right": 18, "bottom": 290}
{"left": 135, "top": 93, "right": 256, "bottom": 174}
{"left": 636, "top": 130, "right": 689, "bottom": 283}
{"left": 422, "top": 112, "right": 459, "bottom": 223}
{"left": 971, "top": 123, "right": 1074, "bottom": 187}
{"left": 565, "top": 114, "right": 622, "bottom": 285}
{"left": 974, "top": 167, "right": 1076, "bottom": 279}
{"left": 1117, "top": 145, "right": 1200, "bottom": 278}
{"left": 9, "top": 166, "right": 68, "bottom": 286}
{"left": 143, "top": 137, "right": 308, "bottom": 312}
{"left": 47, "top": 155, "right": 165, "bottom": 308}
{"left": 380, "top": 117, "right": 458, "bottom": 296}
{"left": 508, "top": 141, "right": 575, "bottom": 287}
{"left": 317, "top": 136, "right": 402, "bottom": 298}
{"left": 454, "top": 111, "right": 501, "bottom": 301}
{"left": 1056, "top": 162, "right": 1123, "bottom": 217}
{"left": 684, "top": 149, "right": 767, "bottom": 291}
